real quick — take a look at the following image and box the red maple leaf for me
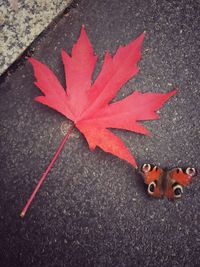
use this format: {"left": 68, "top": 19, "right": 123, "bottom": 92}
{"left": 21, "top": 26, "right": 176, "bottom": 217}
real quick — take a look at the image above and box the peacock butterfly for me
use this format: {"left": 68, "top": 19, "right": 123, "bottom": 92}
{"left": 139, "top": 164, "right": 197, "bottom": 199}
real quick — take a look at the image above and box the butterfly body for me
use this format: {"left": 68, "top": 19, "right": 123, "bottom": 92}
{"left": 140, "top": 164, "right": 197, "bottom": 199}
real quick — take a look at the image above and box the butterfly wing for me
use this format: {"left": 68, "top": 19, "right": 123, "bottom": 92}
{"left": 140, "top": 164, "right": 164, "bottom": 197}
{"left": 165, "top": 167, "right": 197, "bottom": 199}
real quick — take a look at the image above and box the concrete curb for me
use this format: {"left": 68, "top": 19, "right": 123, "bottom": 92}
{"left": 0, "top": 0, "right": 72, "bottom": 75}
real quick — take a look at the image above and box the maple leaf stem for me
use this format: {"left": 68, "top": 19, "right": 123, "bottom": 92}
{"left": 20, "top": 123, "right": 75, "bottom": 218}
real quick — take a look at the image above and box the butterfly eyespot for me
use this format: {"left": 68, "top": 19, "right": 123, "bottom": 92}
{"left": 154, "top": 166, "right": 158, "bottom": 171}
{"left": 173, "top": 184, "right": 183, "bottom": 198}
{"left": 142, "top": 164, "right": 151, "bottom": 173}
{"left": 185, "top": 167, "right": 196, "bottom": 176}
{"left": 148, "top": 181, "right": 156, "bottom": 195}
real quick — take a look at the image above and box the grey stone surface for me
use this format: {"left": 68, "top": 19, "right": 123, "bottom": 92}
{"left": 0, "top": 0, "right": 200, "bottom": 266}
{"left": 0, "top": 0, "right": 72, "bottom": 75}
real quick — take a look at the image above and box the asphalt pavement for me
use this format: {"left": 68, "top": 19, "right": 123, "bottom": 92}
{"left": 0, "top": 0, "right": 200, "bottom": 266}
